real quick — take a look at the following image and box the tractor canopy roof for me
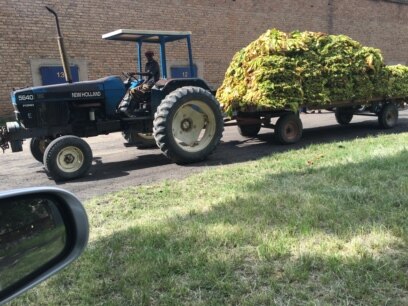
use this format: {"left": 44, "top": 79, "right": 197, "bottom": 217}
{"left": 102, "top": 29, "right": 194, "bottom": 78}
{"left": 102, "top": 29, "right": 192, "bottom": 43}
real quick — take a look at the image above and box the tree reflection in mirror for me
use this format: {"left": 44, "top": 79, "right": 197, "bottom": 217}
{"left": 0, "top": 194, "right": 66, "bottom": 292}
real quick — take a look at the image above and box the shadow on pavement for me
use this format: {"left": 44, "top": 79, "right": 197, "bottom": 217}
{"left": 52, "top": 116, "right": 408, "bottom": 183}
{"left": 48, "top": 152, "right": 172, "bottom": 184}
{"left": 195, "top": 117, "right": 408, "bottom": 167}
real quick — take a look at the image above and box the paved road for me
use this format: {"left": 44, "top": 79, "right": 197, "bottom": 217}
{"left": 1, "top": 109, "right": 407, "bottom": 201}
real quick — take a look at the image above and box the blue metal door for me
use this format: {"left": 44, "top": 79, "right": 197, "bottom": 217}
{"left": 170, "top": 65, "right": 197, "bottom": 78}
{"left": 40, "top": 66, "right": 79, "bottom": 85}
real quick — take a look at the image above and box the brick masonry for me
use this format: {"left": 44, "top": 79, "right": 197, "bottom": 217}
{"left": 1, "top": 0, "right": 408, "bottom": 118}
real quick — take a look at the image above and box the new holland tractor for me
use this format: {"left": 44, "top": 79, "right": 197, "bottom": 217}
{"left": 0, "top": 7, "right": 223, "bottom": 181}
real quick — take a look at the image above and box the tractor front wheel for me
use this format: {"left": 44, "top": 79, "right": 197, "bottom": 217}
{"left": 43, "top": 136, "right": 93, "bottom": 181}
{"left": 30, "top": 137, "right": 53, "bottom": 163}
{"left": 153, "top": 86, "right": 223, "bottom": 164}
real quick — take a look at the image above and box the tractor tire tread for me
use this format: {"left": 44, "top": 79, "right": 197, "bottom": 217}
{"left": 43, "top": 135, "right": 93, "bottom": 181}
{"left": 153, "top": 86, "right": 223, "bottom": 164}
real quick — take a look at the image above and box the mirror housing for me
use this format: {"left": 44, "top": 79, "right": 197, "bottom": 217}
{"left": 0, "top": 187, "right": 88, "bottom": 305}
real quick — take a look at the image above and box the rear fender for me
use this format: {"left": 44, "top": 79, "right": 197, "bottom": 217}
{"left": 151, "top": 78, "right": 213, "bottom": 114}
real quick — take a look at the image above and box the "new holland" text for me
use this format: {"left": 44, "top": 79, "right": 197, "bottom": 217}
{"left": 72, "top": 91, "right": 102, "bottom": 98}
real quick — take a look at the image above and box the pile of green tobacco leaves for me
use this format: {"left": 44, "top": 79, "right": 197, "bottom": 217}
{"left": 216, "top": 29, "right": 408, "bottom": 115}
{"left": 385, "top": 65, "right": 408, "bottom": 97}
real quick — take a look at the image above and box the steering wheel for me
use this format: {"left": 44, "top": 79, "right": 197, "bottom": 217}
{"left": 122, "top": 71, "right": 137, "bottom": 80}
{"left": 122, "top": 72, "right": 148, "bottom": 89}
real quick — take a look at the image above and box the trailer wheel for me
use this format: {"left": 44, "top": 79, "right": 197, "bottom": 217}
{"left": 30, "top": 137, "right": 53, "bottom": 163}
{"left": 43, "top": 136, "right": 93, "bottom": 181}
{"left": 153, "top": 86, "right": 223, "bottom": 164}
{"left": 237, "top": 123, "right": 261, "bottom": 137}
{"left": 237, "top": 114, "right": 261, "bottom": 137}
{"left": 122, "top": 131, "right": 157, "bottom": 149}
{"left": 335, "top": 107, "right": 354, "bottom": 125}
{"left": 378, "top": 103, "right": 398, "bottom": 129}
{"left": 275, "top": 113, "right": 303, "bottom": 144}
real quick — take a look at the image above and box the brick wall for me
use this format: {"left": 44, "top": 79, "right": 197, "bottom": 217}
{"left": 1, "top": 0, "right": 408, "bottom": 118}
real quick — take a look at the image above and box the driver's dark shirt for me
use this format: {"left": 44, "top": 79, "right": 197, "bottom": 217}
{"left": 145, "top": 59, "right": 160, "bottom": 82}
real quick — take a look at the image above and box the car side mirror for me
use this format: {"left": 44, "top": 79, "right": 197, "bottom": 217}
{"left": 0, "top": 187, "right": 88, "bottom": 305}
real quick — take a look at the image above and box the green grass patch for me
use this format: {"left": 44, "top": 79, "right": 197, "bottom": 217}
{"left": 11, "top": 133, "right": 408, "bottom": 305}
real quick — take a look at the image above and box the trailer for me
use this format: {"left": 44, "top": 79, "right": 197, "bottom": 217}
{"left": 1, "top": 8, "right": 406, "bottom": 182}
{"left": 224, "top": 97, "right": 405, "bottom": 144}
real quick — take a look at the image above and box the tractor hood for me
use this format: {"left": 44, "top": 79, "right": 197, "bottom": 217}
{"left": 11, "top": 76, "right": 126, "bottom": 121}
{"left": 12, "top": 76, "right": 124, "bottom": 104}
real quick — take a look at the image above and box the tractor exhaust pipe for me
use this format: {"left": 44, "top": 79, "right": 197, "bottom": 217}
{"left": 45, "top": 6, "right": 72, "bottom": 83}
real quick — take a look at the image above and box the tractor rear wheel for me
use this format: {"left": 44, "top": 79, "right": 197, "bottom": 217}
{"left": 30, "top": 137, "right": 53, "bottom": 163}
{"left": 153, "top": 86, "right": 223, "bottom": 164}
{"left": 275, "top": 113, "right": 303, "bottom": 144}
{"left": 378, "top": 103, "right": 398, "bottom": 129}
{"left": 43, "top": 136, "right": 92, "bottom": 181}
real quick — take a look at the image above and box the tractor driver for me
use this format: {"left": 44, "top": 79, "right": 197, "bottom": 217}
{"left": 131, "top": 50, "right": 160, "bottom": 86}
{"left": 142, "top": 50, "right": 160, "bottom": 83}
{"left": 119, "top": 51, "right": 160, "bottom": 117}
{"left": 130, "top": 50, "right": 160, "bottom": 100}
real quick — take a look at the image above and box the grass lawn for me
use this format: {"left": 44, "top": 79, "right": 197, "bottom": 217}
{"left": 11, "top": 133, "right": 408, "bottom": 305}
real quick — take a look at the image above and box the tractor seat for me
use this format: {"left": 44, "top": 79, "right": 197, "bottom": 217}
{"left": 153, "top": 79, "right": 167, "bottom": 89}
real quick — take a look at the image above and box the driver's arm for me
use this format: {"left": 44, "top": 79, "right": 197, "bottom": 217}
{"left": 145, "top": 61, "right": 159, "bottom": 79}
{"left": 127, "top": 72, "right": 149, "bottom": 77}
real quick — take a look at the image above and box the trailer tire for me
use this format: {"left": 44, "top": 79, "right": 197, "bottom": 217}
{"left": 30, "top": 137, "right": 53, "bottom": 163}
{"left": 237, "top": 123, "right": 261, "bottom": 137}
{"left": 335, "top": 107, "right": 354, "bottom": 125}
{"left": 43, "top": 136, "right": 93, "bottom": 181}
{"left": 275, "top": 113, "right": 303, "bottom": 144}
{"left": 237, "top": 114, "right": 261, "bottom": 137}
{"left": 153, "top": 86, "right": 223, "bottom": 164}
{"left": 378, "top": 103, "right": 398, "bottom": 129}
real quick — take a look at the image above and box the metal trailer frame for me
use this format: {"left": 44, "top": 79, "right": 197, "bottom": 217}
{"left": 222, "top": 97, "right": 406, "bottom": 144}
{"left": 225, "top": 97, "right": 407, "bottom": 126}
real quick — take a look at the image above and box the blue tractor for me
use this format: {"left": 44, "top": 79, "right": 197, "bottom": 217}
{"left": 0, "top": 7, "right": 223, "bottom": 181}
